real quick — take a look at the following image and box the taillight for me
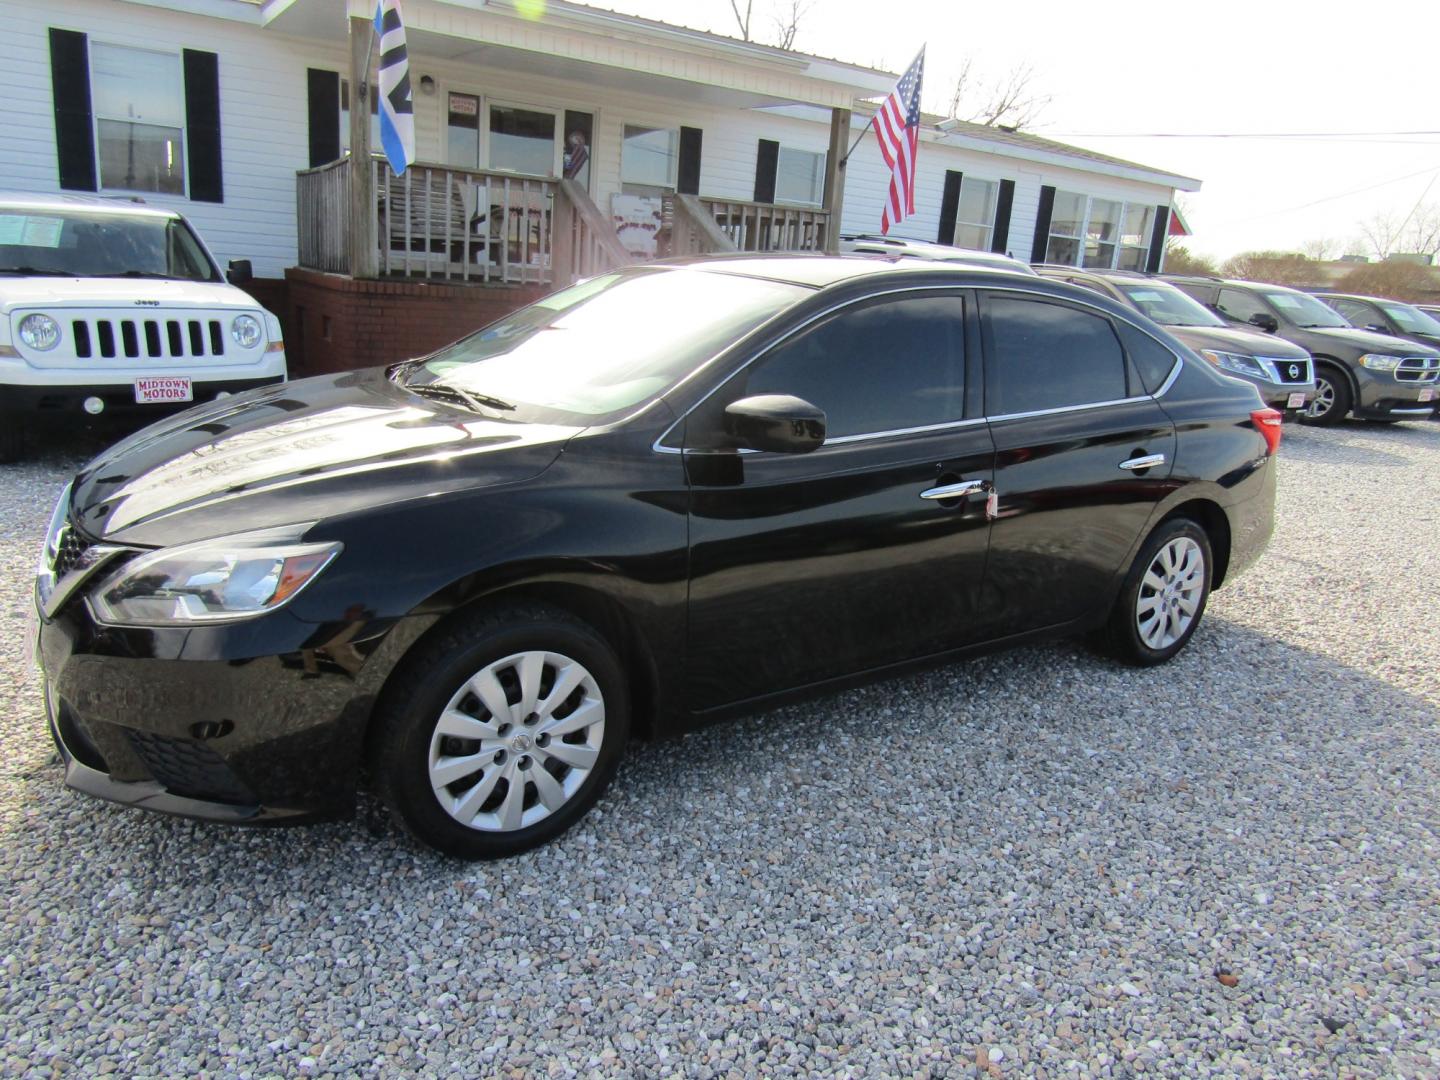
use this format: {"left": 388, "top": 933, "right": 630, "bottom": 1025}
{"left": 1251, "top": 408, "right": 1283, "bottom": 455}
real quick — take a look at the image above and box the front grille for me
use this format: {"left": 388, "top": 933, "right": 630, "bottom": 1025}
{"left": 125, "top": 730, "right": 256, "bottom": 805}
{"left": 1260, "top": 357, "right": 1311, "bottom": 384}
{"left": 51, "top": 523, "right": 90, "bottom": 576}
{"left": 1395, "top": 357, "right": 1439, "bottom": 383}
{"left": 71, "top": 317, "right": 226, "bottom": 360}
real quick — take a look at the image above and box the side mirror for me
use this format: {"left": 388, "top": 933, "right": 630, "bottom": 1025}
{"left": 1248, "top": 312, "right": 1278, "bottom": 334}
{"left": 226, "top": 259, "right": 254, "bottom": 285}
{"left": 1367, "top": 323, "right": 1391, "bottom": 334}
{"left": 724, "top": 394, "right": 826, "bottom": 454}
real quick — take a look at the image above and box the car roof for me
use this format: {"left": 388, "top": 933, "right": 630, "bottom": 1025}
{"left": 657, "top": 252, "right": 1043, "bottom": 290}
{"left": 1317, "top": 292, "right": 1410, "bottom": 305}
{"left": 0, "top": 190, "right": 181, "bottom": 219}
{"left": 1163, "top": 275, "right": 1308, "bottom": 295}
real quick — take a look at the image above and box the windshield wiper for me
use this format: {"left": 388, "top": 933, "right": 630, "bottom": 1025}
{"left": 110, "top": 270, "right": 181, "bottom": 280}
{"left": 0, "top": 267, "right": 83, "bottom": 277}
{"left": 403, "top": 382, "right": 514, "bottom": 413}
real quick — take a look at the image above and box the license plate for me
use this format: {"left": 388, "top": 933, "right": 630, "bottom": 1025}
{"left": 1287, "top": 392, "right": 1307, "bottom": 409}
{"left": 1420, "top": 388, "right": 1435, "bottom": 403}
{"left": 134, "top": 376, "right": 193, "bottom": 404}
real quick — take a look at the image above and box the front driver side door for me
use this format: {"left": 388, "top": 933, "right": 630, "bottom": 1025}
{"left": 681, "top": 290, "right": 997, "bottom": 713}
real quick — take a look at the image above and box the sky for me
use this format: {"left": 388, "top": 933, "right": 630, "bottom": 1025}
{"left": 588, "top": 0, "right": 1440, "bottom": 262}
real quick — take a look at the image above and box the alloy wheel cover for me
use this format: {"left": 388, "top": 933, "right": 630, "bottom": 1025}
{"left": 1135, "top": 537, "right": 1205, "bottom": 650}
{"left": 427, "top": 650, "right": 606, "bottom": 832}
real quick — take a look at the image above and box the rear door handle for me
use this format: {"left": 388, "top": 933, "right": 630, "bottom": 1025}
{"left": 1119, "top": 453, "right": 1165, "bottom": 472}
{"left": 920, "top": 479, "right": 990, "bottom": 500}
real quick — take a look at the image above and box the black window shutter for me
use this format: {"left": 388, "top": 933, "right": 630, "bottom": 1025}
{"left": 1030, "top": 185, "right": 1056, "bottom": 264}
{"left": 678, "top": 127, "right": 702, "bottom": 195}
{"left": 49, "top": 28, "right": 97, "bottom": 192}
{"left": 1147, "top": 205, "right": 1171, "bottom": 273}
{"left": 306, "top": 69, "right": 341, "bottom": 168}
{"left": 991, "top": 179, "right": 1015, "bottom": 254}
{"left": 937, "top": 170, "right": 962, "bottom": 245}
{"left": 753, "top": 139, "right": 779, "bottom": 204}
{"left": 183, "top": 50, "right": 223, "bottom": 203}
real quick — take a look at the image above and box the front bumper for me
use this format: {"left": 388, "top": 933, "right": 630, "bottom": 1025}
{"left": 2, "top": 375, "right": 285, "bottom": 420}
{"left": 1353, "top": 369, "right": 1438, "bottom": 419}
{"left": 35, "top": 595, "right": 413, "bottom": 826}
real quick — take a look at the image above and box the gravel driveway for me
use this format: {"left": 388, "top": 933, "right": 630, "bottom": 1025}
{"left": 2, "top": 419, "right": 1437, "bottom": 1078}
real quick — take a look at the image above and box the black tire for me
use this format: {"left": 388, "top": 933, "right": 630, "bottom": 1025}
{"left": 0, "top": 417, "right": 23, "bottom": 464}
{"left": 1100, "top": 518, "right": 1213, "bottom": 667}
{"left": 371, "top": 603, "right": 630, "bottom": 859}
{"left": 1299, "top": 366, "right": 1351, "bottom": 427}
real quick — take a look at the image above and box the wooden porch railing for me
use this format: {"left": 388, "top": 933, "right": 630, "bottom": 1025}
{"left": 296, "top": 157, "right": 350, "bottom": 274}
{"left": 668, "top": 196, "right": 830, "bottom": 255}
{"left": 552, "top": 179, "right": 637, "bottom": 288}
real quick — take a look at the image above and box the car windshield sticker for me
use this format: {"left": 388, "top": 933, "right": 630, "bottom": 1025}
{"left": 0, "top": 215, "right": 64, "bottom": 247}
{"left": 1268, "top": 294, "right": 1305, "bottom": 311}
{"left": 1128, "top": 290, "right": 1164, "bottom": 301}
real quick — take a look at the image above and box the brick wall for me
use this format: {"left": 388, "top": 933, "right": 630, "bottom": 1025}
{"left": 281, "top": 269, "right": 547, "bottom": 376}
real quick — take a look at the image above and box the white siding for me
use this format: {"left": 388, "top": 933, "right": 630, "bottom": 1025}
{"left": 4, "top": 0, "right": 1180, "bottom": 278}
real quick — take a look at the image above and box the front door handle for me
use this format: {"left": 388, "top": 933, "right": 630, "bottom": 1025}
{"left": 1119, "top": 453, "right": 1165, "bottom": 472}
{"left": 920, "top": 479, "right": 990, "bottom": 500}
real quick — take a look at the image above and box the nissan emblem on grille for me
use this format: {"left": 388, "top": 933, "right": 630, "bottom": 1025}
{"left": 1289, "top": 364, "right": 1300, "bottom": 380}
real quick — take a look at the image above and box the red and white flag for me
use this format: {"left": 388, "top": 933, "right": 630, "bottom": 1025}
{"left": 871, "top": 47, "right": 925, "bottom": 234}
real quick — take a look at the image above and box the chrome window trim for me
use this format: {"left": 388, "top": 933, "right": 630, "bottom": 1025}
{"left": 652, "top": 280, "right": 1185, "bottom": 456}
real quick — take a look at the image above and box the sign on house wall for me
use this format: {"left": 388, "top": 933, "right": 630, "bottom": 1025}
{"left": 611, "top": 195, "right": 662, "bottom": 258}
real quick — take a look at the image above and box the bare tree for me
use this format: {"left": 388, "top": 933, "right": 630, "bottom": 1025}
{"left": 1300, "top": 237, "right": 1340, "bottom": 262}
{"left": 1334, "top": 260, "right": 1440, "bottom": 303}
{"left": 728, "top": 0, "right": 754, "bottom": 40}
{"left": 1356, "top": 204, "right": 1440, "bottom": 261}
{"left": 1221, "top": 250, "right": 1322, "bottom": 288}
{"left": 771, "top": 0, "right": 809, "bottom": 49}
{"left": 945, "top": 59, "right": 1050, "bottom": 130}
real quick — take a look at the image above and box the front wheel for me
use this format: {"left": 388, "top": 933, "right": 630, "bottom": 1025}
{"left": 372, "top": 604, "right": 629, "bottom": 858}
{"left": 1299, "top": 368, "right": 1351, "bottom": 426}
{"left": 1100, "top": 519, "right": 1213, "bottom": 666}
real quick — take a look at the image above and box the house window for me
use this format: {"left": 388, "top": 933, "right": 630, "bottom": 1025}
{"left": 1047, "top": 191, "right": 1155, "bottom": 270}
{"left": 622, "top": 125, "right": 678, "bottom": 192}
{"left": 775, "top": 147, "right": 825, "bottom": 207}
{"left": 90, "top": 43, "right": 185, "bottom": 195}
{"left": 446, "top": 92, "right": 481, "bottom": 168}
{"left": 339, "top": 79, "right": 381, "bottom": 155}
{"left": 955, "top": 178, "right": 997, "bottom": 250}
{"left": 489, "top": 105, "right": 557, "bottom": 176}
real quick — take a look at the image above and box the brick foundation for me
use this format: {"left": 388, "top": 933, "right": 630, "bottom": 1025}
{"left": 281, "top": 268, "right": 547, "bottom": 376}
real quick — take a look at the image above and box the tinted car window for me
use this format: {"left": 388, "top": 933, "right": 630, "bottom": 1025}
{"left": 739, "top": 295, "right": 965, "bottom": 439}
{"left": 1377, "top": 301, "right": 1440, "bottom": 335}
{"left": 985, "top": 296, "right": 1127, "bottom": 416}
{"left": 1215, "top": 288, "right": 1271, "bottom": 325}
{"left": 1327, "top": 298, "right": 1372, "bottom": 326}
{"left": 1117, "top": 283, "right": 1225, "bottom": 328}
{"left": 1115, "top": 321, "right": 1177, "bottom": 394}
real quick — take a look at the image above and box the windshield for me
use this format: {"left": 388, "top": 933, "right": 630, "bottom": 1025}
{"left": 1378, "top": 301, "right": 1440, "bottom": 335}
{"left": 398, "top": 268, "right": 807, "bottom": 425}
{"left": 0, "top": 209, "right": 219, "bottom": 280}
{"left": 1263, "top": 290, "right": 1348, "bottom": 328}
{"left": 1117, "top": 283, "right": 1224, "bottom": 327}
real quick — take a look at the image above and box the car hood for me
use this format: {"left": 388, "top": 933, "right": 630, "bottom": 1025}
{"left": 69, "top": 368, "right": 586, "bottom": 547}
{"left": 1301, "top": 325, "right": 1440, "bottom": 356}
{"left": 0, "top": 276, "right": 261, "bottom": 311}
{"left": 1168, "top": 325, "right": 1309, "bottom": 358}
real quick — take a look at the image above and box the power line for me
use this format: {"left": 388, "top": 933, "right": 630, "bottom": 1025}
{"left": 1204, "top": 164, "right": 1440, "bottom": 230}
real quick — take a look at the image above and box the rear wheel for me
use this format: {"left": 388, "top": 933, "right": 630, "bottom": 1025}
{"left": 1101, "top": 518, "right": 1212, "bottom": 666}
{"left": 1299, "top": 367, "right": 1350, "bottom": 426}
{"left": 372, "top": 604, "right": 629, "bottom": 858}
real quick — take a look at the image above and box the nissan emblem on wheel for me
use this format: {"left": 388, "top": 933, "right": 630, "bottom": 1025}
{"left": 33, "top": 255, "right": 1279, "bottom": 858}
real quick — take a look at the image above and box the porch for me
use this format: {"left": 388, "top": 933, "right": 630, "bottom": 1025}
{"left": 295, "top": 154, "right": 838, "bottom": 286}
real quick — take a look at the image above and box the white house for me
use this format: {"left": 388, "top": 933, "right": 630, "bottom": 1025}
{"left": 4, "top": 0, "right": 1201, "bottom": 368}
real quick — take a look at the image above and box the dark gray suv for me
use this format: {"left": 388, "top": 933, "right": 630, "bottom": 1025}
{"left": 1035, "top": 268, "right": 1314, "bottom": 413}
{"left": 1162, "top": 277, "right": 1440, "bottom": 425}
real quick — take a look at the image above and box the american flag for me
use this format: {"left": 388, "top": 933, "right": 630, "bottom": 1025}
{"left": 871, "top": 48, "right": 925, "bottom": 234}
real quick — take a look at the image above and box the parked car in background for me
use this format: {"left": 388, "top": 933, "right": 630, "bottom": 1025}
{"left": 35, "top": 255, "right": 1279, "bottom": 858}
{"left": 1161, "top": 276, "right": 1440, "bottom": 425}
{"left": 1316, "top": 293, "right": 1440, "bottom": 352}
{"left": 1035, "top": 267, "right": 1315, "bottom": 414}
{"left": 839, "top": 234, "right": 1035, "bottom": 273}
{"left": 0, "top": 192, "right": 286, "bottom": 462}
{"left": 1417, "top": 304, "right": 1440, "bottom": 322}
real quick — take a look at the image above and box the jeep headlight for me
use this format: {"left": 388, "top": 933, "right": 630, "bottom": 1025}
{"left": 1199, "top": 349, "right": 1267, "bottom": 379}
{"left": 89, "top": 526, "right": 341, "bottom": 626}
{"left": 231, "top": 314, "right": 263, "bottom": 349}
{"left": 1358, "top": 353, "right": 1400, "bottom": 373}
{"left": 19, "top": 313, "right": 61, "bottom": 351}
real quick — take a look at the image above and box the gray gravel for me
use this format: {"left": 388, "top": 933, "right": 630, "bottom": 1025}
{"left": 2, "top": 418, "right": 1438, "bottom": 1078}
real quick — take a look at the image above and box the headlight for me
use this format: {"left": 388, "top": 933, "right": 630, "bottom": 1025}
{"left": 89, "top": 526, "right": 341, "bottom": 626}
{"left": 1358, "top": 353, "right": 1400, "bottom": 373}
{"left": 231, "top": 315, "right": 263, "bottom": 349}
{"left": 1199, "top": 349, "right": 1267, "bottom": 379}
{"left": 18, "top": 313, "right": 61, "bottom": 351}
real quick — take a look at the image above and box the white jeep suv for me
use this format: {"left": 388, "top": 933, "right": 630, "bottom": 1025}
{"left": 0, "top": 192, "right": 285, "bottom": 461}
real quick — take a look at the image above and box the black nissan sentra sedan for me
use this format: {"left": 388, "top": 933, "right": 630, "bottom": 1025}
{"left": 34, "top": 256, "right": 1280, "bottom": 858}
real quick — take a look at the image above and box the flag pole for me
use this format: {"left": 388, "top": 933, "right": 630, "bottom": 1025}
{"left": 839, "top": 122, "right": 870, "bottom": 166}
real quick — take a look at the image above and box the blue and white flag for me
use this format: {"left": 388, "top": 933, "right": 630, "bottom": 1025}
{"left": 373, "top": 0, "right": 415, "bottom": 175}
